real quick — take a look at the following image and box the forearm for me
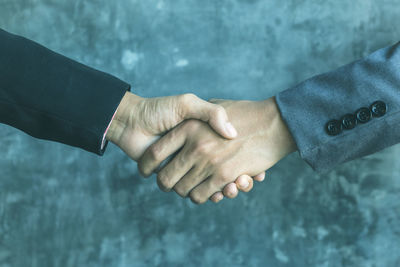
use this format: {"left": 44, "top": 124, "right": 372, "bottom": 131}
{"left": 0, "top": 28, "right": 130, "bottom": 154}
{"left": 276, "top": 41, "right": 400, "bottom": 172}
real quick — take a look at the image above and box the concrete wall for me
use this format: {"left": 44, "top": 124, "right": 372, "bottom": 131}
{"left": 1, "top": 0, "right": 400, "bottom": 266}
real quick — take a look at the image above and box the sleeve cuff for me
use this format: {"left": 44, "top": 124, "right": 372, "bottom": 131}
{"left": 101, "top": 106, "right": 119, "bottom": 150}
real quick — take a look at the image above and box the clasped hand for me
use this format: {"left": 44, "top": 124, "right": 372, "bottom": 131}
{"left": 106, "top": 92, "right": 296, "bottom": 204}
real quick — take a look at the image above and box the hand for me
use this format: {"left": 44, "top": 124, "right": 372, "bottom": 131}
{"left": 138, "top": 97, "right": 297, "bottom": 204}
{"left": 106, "top": 92, "right": 238, "bottom": 161}
{"left": 208, "top": 99, "right": 266, "bottom": 203}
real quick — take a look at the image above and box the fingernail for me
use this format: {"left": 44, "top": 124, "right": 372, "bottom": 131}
{"left": 239, "top": 179, "right": 249, "bottom": 188}
{"left": 225, "top": 122, "right": 237, "bottom": 137}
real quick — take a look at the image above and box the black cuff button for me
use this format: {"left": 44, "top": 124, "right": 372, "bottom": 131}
{"left": 326, "top": 120, "right": 342, "bottom": 136}
{"left": 356, "top": 107, "right": 372, "bottom": 123}
{"left": 370, "top": 101, "right": 387, "bottom": 117}
{"left": 341, "top": 114, "right": 357, "bottom": 130}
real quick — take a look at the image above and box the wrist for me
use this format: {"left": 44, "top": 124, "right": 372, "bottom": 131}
{"left": 264, "top": 96, "right": 297, "bottom": 157}
{"left": 106, "top": 91, "right": 143, "bottom": 145}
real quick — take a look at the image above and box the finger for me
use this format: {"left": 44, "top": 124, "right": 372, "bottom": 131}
{"left": 173, "top": 166, "right": 210, "bottom": 198}
{"left": 254, "top": 172, "right": 266, "bottom": 182}
{"left": 189, "top": 170, "right": 234, "bottom": 204}
{"left": 208, "top": 98, "right": 224, "bottom": 104}
{"left": 138, "top": 124, "right": 187, "bottom": 177}
{"left": 179, "top": 94, "right": 237, "bottom": 139}
{"left": 208, "top": 98, "right": 233, "bottom": 105}
{"left": 156, "top": 148, "right": 194, "bottom": 192}
{"left": 235, "top": 175, "right": 254, "bottom": 193}
{"left": 223, "top": 183, "right": 239, "bottom": 199}
{"left": 210, "top": 192, "right": 224, "bottom": 203}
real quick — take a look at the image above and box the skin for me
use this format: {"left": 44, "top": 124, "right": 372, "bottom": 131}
{"left": 106, "top": 92, "right": 238, "bottom": 160}
{"left": 106, "top": 92, "right": 259, "bottom": 200}
{"left": 138, "top": 97, "right": 297, "bottom": 204}
{"left": 210, "top": 172, "right": 266, "bottom": 203}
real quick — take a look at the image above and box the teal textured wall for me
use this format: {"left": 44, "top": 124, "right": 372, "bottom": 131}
{"left": 1, "top": 1, "right": 400, "bottom": 266}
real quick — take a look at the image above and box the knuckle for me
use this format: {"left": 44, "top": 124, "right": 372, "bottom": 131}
{"left": 213, "top": 105, "right": 225, "bottom": 117}
{"left": 157, "top": 172, "right": 173, "bottom": 191}
{"left": 222, "top": 176, "right": 232, "bottom": 184}
{"left": 148, "top": 144, "right": 162, "bottom": 162}
{"left": 174, "top": 184, "right": 189, "bottom": 198}
{"left": 209, "top": 155, "right": 222, "bottom": 166}
{"left": 183, "top": 93, "right": 197, "bottom": 101}
{"left": 179, "top": 93, "right": 197, "bottom": 105}
{"left": 189, "top": 191, "right": 206, "bottom": 205}
{"left": 217, "top": 169, "right": 233, "bottom": 184}
{"left": 193, "top": 142, "right": 211, "bottom": 155}
{"left": 138, "top": 164, "right": 150, "bottom": 177}
{"left": 183, "top": 119, "right": 201, "bottom": 131}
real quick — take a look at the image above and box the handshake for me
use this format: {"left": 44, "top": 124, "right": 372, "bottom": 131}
{"left": 106, "top": 92, "right": 297, "bottom": 204}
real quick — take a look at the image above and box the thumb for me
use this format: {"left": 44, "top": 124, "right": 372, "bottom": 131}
{"left": 180, "top": 94, "right": 237, "bottom": 139}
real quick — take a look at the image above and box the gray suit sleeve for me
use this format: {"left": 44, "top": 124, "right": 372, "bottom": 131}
{"left": 275, "top": 41, "right": 400, "bottom": 172}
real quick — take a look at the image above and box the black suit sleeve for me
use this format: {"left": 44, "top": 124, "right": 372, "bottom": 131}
{"left": 0, "top": 28, "right": 130, "bottom": 155}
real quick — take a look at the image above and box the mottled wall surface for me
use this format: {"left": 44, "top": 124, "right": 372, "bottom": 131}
{"left": 1, "top": 1, "right": 400, "bottom": 266}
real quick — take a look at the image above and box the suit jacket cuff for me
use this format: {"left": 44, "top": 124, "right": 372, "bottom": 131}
{"left": 275, "top": 41, "right": 400, "bottom": 172}
{"left": 0, "top": 29, "right": 130, "bottom": 156}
